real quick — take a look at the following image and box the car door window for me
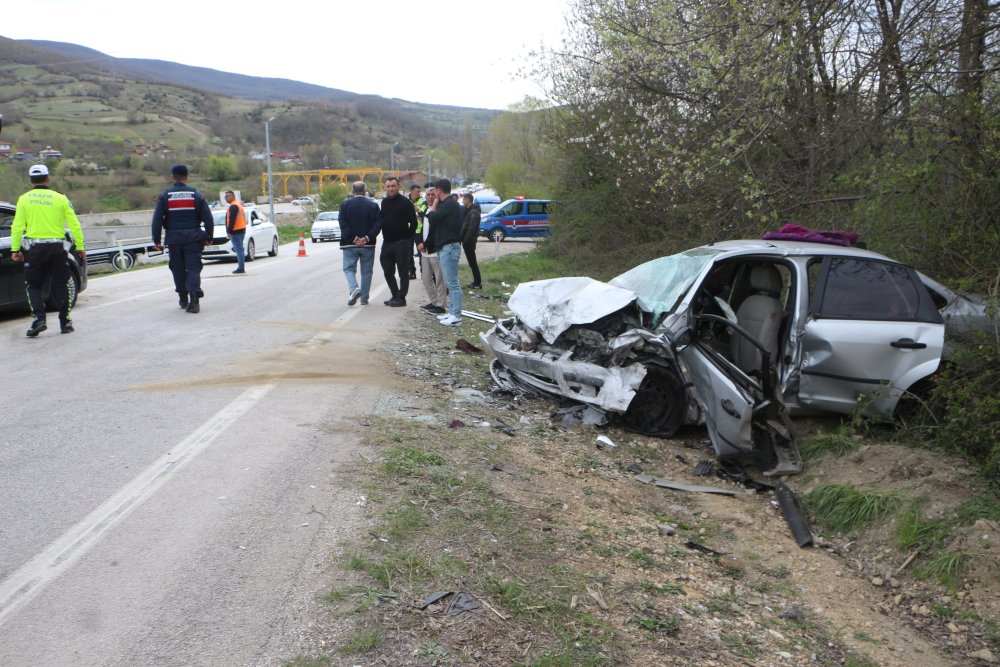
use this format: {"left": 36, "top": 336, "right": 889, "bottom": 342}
{"left": 812, "top": 257, "right": 933, "bottom": 321}
{"left": 527, "top": 202, "right": 546, "bottom": 215}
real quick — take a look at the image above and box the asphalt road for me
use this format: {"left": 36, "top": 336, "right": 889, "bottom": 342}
{"left": 0, "top": 240, "right": 415, "bottom": 665}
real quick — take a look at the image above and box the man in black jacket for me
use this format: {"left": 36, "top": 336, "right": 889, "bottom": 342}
{"left": 426, "top": 178, "right": 465, "bottom": 326}
{"left": 460, "top": 193, "right": 482, "bottom": 289}
{"left": 378, "top": 177, "right": 419, "bottom": 306}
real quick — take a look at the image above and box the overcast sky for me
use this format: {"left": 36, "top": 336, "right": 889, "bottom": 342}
{"left": 4, "top": 0, "right": 572, "bottom": 110}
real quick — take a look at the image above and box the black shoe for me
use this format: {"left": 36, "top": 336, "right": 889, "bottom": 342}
{"left": 360, "top": 299, "right": 369, "bottom": 305}
{"left": 408, "top": 272, "right": 417, "bottom": 280}
{"left": 26, "top": 320, "right": 47, "bottom": 337}
{"left": 186, "top": 301, "right": 200, "bottom": 313}
{"left": 426, "top": 305, "right": 446, "bottom": 314}
{"left": 179, "top": 293, "right": 189, "bottom": 309}
{"left": 469, "top": 283, "right": 482, "bottom": 290}
{"left": 233, "top": 268, "right": 246, "bottom": 274}
{"left": 60, "top": 321, "right": 74, "bottom": 334}
{"left": 384, "top": 297, "right": 395, "bottom": 305}
{"left": 388, "top": 297, "right": 406, "bottom": 307}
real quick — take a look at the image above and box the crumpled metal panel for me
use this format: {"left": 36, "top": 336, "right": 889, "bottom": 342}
{"left": 508, "top": 277, "right": 637, "bottom": 344}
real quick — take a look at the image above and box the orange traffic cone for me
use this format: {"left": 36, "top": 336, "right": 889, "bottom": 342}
{"left": 297, "top": 232, "right": 308, "bottom": 257}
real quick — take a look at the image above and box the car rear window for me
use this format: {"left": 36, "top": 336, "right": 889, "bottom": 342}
{"left": 814, "top": 257, "right": 934, "bottom": 321}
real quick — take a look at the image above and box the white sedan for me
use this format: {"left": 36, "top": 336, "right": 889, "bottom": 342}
{"left": 203, "top": 209, "right": 279, "bottom": 262}
{"left": 310, "top": 211, "right": 341, "bottom": 243}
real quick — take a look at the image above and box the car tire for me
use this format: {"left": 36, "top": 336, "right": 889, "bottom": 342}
{"left": 311, "top": 238, "right": 318, "bottom": 243}
{"left": 246, "top": 239, "right": 256, "bottom": 262}
{"left": 622, "top": 365, "right": 686, "bottom": 437}
{"left": 489, "top": 228, "right": 506, "bottom": 243}
{"left": 268, "top": 236, "right": 278, "bottom": 257}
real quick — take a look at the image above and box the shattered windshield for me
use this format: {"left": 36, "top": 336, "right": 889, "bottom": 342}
{"left": 610, "top": 247, "right": 724, "bottom": 322}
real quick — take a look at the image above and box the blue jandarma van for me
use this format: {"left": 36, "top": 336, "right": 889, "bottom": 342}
{"left": 478, "top": 197, "right": 552, "bottom": 242}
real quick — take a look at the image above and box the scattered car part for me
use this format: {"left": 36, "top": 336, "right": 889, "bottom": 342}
{"left": 776, "top": 480, "right": 814, "bottom": 547}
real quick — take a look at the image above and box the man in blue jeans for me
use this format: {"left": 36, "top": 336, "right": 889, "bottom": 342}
{"left": 338, "top": 181, "right": 382, "bottom": 306}
{"left": 425, "top": 178, "right": 465, "bottom": 326}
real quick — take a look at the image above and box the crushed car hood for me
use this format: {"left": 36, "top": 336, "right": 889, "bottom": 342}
{"left": 508, "top": 277, "right": 637, "bottom": 343}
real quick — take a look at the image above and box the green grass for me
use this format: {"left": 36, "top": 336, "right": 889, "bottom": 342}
{"left": 916, "top": 552, "right": 970, "bottom": 588}
{"left": 895, "top": 501, "right": 951, "bottom": 551}
{"left": 277, "top": 223, "right": 311, "bottom": 244}
{"left": 799, "top": 428, "right": 862, "bottom": 459}
{"left": 805, "top": 484, "right": 901, "bottom": 533}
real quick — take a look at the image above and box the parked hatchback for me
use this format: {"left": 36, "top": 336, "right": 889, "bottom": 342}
{"left": 478, "top": 198, "right": 552, "bottom": 242}
{"left": 481, "top": 238, "right": 993, "bottom": 475}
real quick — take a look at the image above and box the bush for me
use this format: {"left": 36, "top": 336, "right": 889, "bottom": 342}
{"left": 925, "top": 339, "right": 1000, "bottom": 478}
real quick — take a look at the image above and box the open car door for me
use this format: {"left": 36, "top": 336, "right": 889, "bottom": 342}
{"left": 799, "top": 257, "right": 945, "bottom": 418}
{"left": 677, "top": 315, "right": 801, "bottom": 476}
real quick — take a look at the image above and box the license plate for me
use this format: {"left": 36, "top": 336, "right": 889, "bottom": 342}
{"left": 206, "top": 245, "right": 222, "bottom": 251}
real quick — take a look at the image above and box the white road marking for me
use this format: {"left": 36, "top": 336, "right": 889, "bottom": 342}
{"left": 0, "top": 282, "right": 386, "bottom": 627}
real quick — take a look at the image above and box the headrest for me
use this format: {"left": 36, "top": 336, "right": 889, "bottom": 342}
{"left": 751, "top": 265, "right": 782, "bottom": 296}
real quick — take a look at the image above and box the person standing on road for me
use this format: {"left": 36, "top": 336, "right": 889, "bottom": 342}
{"left": 152, "top": 164, "right": 215, "bottom": 313}
{"left": 426, "top": 178, "right": 465, "bottom": 326}
{"left": 10, "top": 164, "right": 86, "bottom": 337}
{"left": 460, "top": 193, "right": 482, "bottom": 289}
{"left": 378, "top": 176, "right": 419, "bottom": 307}
{"left": 408, "top": 184, "right": 426, "bottom": 279}
{"left": 338, "top": 181, "right": 382, "bottom": 306}
{"left": 224, "top": 190, "right": 247, "bottom": 275}
{"left": 416, "top": 187, "right": 446, "bottom": 314}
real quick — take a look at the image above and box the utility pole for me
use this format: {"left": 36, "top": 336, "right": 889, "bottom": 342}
{"left": 391, "top": 142, "right": 399, "bottom": 173}
{"left": 264, "top": 117, "right": 276, "bottom": 227}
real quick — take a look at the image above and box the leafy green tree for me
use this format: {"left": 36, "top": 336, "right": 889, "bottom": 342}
{"left": 317, "top": 183, "right": 349, "bottom": 212}
{"left": 202, "top": 155, "right": 240, "bottom": 182}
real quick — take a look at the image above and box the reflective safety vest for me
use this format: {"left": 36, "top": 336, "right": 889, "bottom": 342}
{"left": 229, "top": 199, "right": 246, "bottom": 233}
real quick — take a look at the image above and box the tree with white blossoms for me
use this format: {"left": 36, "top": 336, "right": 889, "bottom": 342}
{"left": 536, "top": 0, "right": 999, "bottom": 280}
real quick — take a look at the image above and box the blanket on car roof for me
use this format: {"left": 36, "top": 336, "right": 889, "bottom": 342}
{"left": 762, "top": 224, "right": 860, "bottom": 247}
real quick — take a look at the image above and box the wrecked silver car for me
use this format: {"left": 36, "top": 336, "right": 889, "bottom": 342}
{"left": 482, "top": 239, "right": 987, "bottom": 475}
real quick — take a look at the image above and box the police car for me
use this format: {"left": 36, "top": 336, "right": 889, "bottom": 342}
{"left": 0, "top": 201, "right": 88, "bottom": 312}
{"left": 478, "top": 197, "right": 552, "bottom": 242}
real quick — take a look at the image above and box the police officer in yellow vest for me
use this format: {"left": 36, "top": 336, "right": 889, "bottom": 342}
{"left": 11, "top": 164, "right": 86, "bottom": 337}
{"left": 224, "top": 190, "right": 247, "bottom": 274}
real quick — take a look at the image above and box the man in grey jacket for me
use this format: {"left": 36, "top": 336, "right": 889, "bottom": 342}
{"left": 460, "top": 193, "right": 482, "bottom": 289}
{"left": 425, "top": 179, "right": 464, "bottom": 326}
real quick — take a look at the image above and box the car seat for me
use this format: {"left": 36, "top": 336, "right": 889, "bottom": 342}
{"left": 731, "top": 265, "right": 783, "bottom": 377}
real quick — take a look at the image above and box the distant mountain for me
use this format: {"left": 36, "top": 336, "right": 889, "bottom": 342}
{"left": 22, "top": 39, "right": 365, "bottom": 105}
{"left": 0, "top": 35, "right": 498, "bottom": 180}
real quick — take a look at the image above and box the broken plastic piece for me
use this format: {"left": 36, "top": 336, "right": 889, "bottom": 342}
{"left": 776, "top": 480, "right": 814, "bottom": 547}
{"left": 414, "top": 591, "right": 453, "bottom": 610}
{"left": 493, "top": 419, "right": 516, "bottom": 436}
{"left": 653, "top": 478, "right": 737, "bottom": 496}
{"left": 596, "top": 435, "right": 617, "bottom": 449}
{"left": 692, "top": 460, "right": 714, "bottom": 477}
{"left": 685, "top": 541, "right": 727, "bottom": 557}
{"left": 444, "top": 591, "right": 481, "bottom": 615}
{"left": 716, "top": 461, "right": 775, "bottom": 493}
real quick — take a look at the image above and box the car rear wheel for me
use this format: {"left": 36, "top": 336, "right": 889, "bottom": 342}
{"left": 622, "top": 365, "right": 686, "bottom": 437}
{"left": 268, "top": 236, "right": 278, "bottom": 256}
{"left": 489, "top": 228, "right": 506, "bottom": 243}
{"left": 311, "top": 237, "right": 318, "bottom": 243}
{"left": 246, "top": 239, "right": 256, "bottom": 262}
